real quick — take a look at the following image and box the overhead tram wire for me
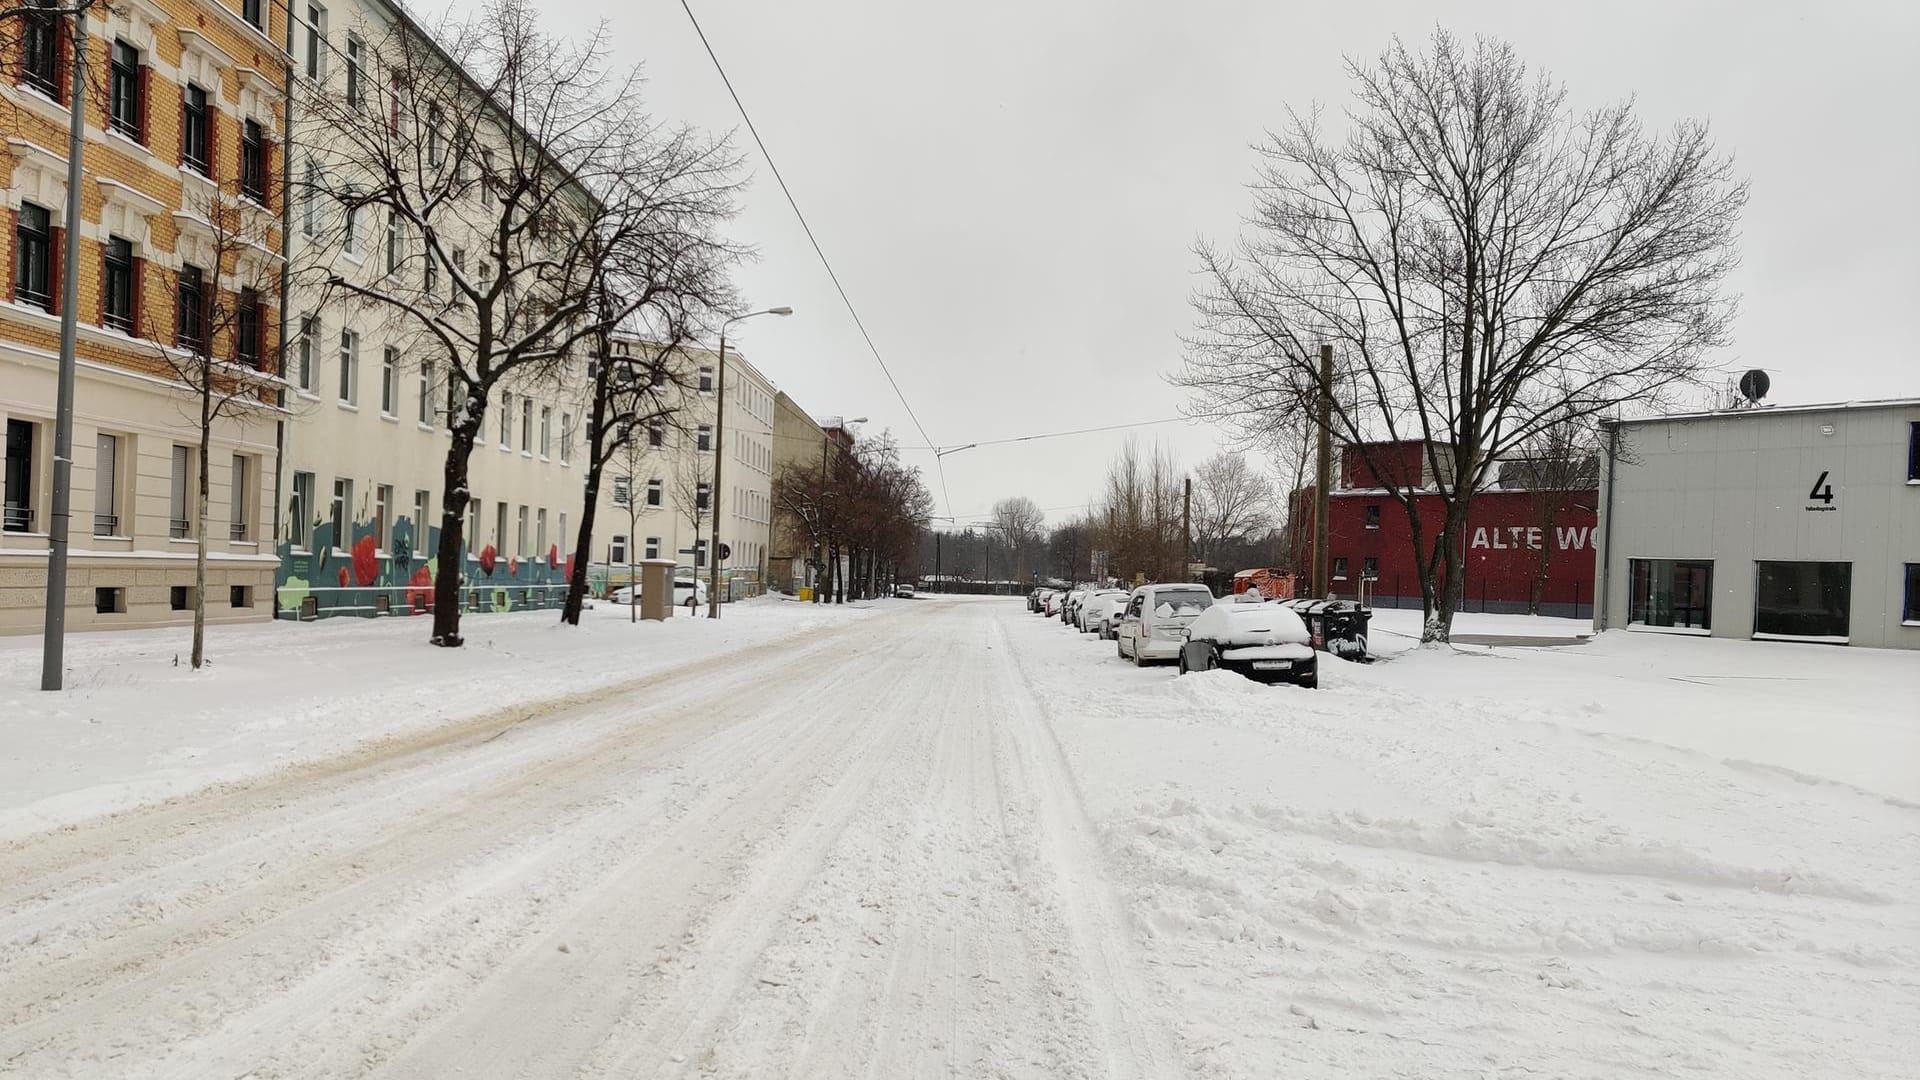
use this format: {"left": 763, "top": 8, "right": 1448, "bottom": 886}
{"left": 910, "top": 416, "right": 1187, "bottom": 457}
{"left": 678, "top": 0, "right": 950, "bottom": 514}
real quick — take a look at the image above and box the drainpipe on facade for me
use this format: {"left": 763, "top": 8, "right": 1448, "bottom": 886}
{"left": 1596, "top": 420, "right": 1620, "bottom": 631}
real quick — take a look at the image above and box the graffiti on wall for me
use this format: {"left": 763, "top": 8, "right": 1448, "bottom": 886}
{"left": 275, "top": 516, "right": 576, "bottom": 619}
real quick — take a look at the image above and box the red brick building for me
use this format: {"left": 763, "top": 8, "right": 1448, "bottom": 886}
{"left": 1296, "top": 442, "right": 1600, "bottom": 618}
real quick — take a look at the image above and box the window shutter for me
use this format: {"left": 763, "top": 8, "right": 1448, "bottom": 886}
{"left": 138, "top": 64, "right": 151, "bottom": 144}
{"left": 5, "top": 209, "right": 15, "bottom": 303}
{"left": 130, "top": 256, "right": 145, "bottom": 338}
{"left": 207, "top": 106, "right": 220, "bottom": 179}
{"left": 46, "top": 225, "right": 62, "bottom": 316}
{"left": 178, "top": 90, "right": 188, "bottom": 166}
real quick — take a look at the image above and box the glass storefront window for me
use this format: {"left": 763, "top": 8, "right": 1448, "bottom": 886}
{"left": 1629, "top": 559, "right": 1714, "bottom": 631}
{"left": 1754, "top": 561, "right": 1851, "bottom": 641}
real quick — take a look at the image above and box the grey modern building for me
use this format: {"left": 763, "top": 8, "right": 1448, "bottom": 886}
{"left": 1594, "top": 398, "right": 1920, "bottom": 649}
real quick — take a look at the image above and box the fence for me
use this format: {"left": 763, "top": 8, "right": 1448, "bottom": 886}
{"left": 275, "top": 582, "right": 574, "bottom": 621}
{"left": 1356, "top": 574, "right": 1589, "bottom": 620}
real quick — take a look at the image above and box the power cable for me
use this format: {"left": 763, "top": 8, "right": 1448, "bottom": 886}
{"left": 678, "top": 0, "right": 949, "bottom": 514}
{"left": 905, "top": 416, "right": 1186, "bottom": 455}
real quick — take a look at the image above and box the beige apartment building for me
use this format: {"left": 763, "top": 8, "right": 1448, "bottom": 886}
{"left": 1, "top": 0, "right": 288, "bottom": 633}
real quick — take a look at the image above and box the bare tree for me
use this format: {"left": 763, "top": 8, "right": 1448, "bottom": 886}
{"left": 293, "top": 0, "right": 738, "bottom": 646}
{"left": 1190, "top": 453, "right": 1273, "bottom": 567}
{"left": 1180, "top": 30, "right": 1745, "bottom": 642}
{"left": 145, "top": 184, "right": 284, "bottom": 669}
{"left": 990, "top": 496, "right": 1046, "bottom": 583}
{"left": 672, "top": 449, "right": 713, "bottom": 604}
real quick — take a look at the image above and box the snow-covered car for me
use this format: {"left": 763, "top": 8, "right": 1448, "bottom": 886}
{"left": 1061, "top": 588, "right": 1090, "bottom": 625}
{"left": 1082, "top": 592, "right": 1131, "bottom": 639}
{"left": 1027, "top": 588, "right": 1047, "bottom": 613}
{"left": 1178, "top": 602, "right": 1318, "bottom": 687}
{"left": 610, "top": 577, "right": 707, "bottom": 609}
{"left": 1044, "top": 591, "right": 1065, "bottom": 617}
{"left": 1076, "top": 589, "right": 1128, "bottom": 633}
{"left": 1115, "top": 584, "right": 1215, "bottom": 665}
{"left": 893, "top": 584, "right": 915, "bottom": 599}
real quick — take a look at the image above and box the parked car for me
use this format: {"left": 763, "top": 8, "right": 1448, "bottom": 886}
{"left": 1115, "top": 583, "right": 1215, "bottom": 665}
{"left": 1178, "top": 602, "right": 1318, "bottom": 687}
{"left": 1027, "top": 588, "right": 1046, "bottom": 613}
{"left": 610, "top": 577, "right": 707, "bottom": 609}
{"left": 893, "top": 583, "right": 915, "bottom": 599}
{"left": 1044, "top": 590, "right": 1065, "bottom": 617}
{"left": 1062, "top": 588, "right": 1091, "bottom": 625}
{"left": 1076, "top": 589, "right": 1128, "bottom": 633}
{"left": 1082, "top": 592, "right": 1131, "bottom": 639}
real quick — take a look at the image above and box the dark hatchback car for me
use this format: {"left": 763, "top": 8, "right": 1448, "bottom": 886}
{"left": 1178, "top": 602, "right": 1319, "bottom": 687}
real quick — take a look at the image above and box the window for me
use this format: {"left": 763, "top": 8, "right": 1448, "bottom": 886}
{"left": 345, "top": 34, "right": 364, "bottom": 109}
{"left": 612, "top": 475, "right": 630, "bottom": 506}
{"left": 182, "top": 85, "right": 211, "bottom": 175}
{"left": 343, "top": 206, "right": 360, "bottom": 256}
{"left": 445, "top": 373, "right": 460, "bottom": 431}
{"left": 609, "top": 534, "right": 627, "bottom": 563}
{"left": 243, "top": 0, "right": 264, "bottom": 32}
{"left": 426, "top": 107, "right": 443, "bottom": 167}
{"left": 466, "top": 496, "right": 481, "bottom": 553}
{"left": 645, "top": 478, "right": 661, "bottom": 507}
{"left": 644, "top": 536, "right": 660, "bottom": 560}
{"left": 4, "top": 419, "right": 36, "bottom": 532}
{"left": 20, "top": 8, "right": 60, "bottom": 98}
{"left": 539, "top": 406, "right": 551, "bottom": 458}
{"left": 176, "top": 265, "right": 206, "bottom": 352}
{"left": 235, "top": 289, "right": 262, "bottom": 368}
{"left": 169, "top": 445, "right": 192, "bottom": 538}
{"left": 1754, "top": 561, "right": 1851, "bottom": 641}
{"left": 303, "top": 158, "right": 320, "bottom": 236}
{"left": 559, "top": 412, "right": 571, "bottom": 464}
{"left": 14, "top": 202, "right": 52, "bottom": 311}
{"left": 648, "top": 419, "right": 664, "bottom": 448}
{"left": 1905, "top": 564, "right": 1920, "bottom": 625}
{"left": 1909, "top": 423, "right": 1920, "bottom": 482}
{"left": 413, "top": 489, "right": 431, "bottom": 541}
{"left": 171, "top": 585, "right": 191, "bottom": 611}
{"left": 696, "top": 482, "right": 710, "bottom": 512}
{"left": 696, "top": 425, "right": 712, "bottom": 452}
{"left": 498, "top": 393, "right": 512, "bottom": 447}
{"left": 516, "top": 505, "right": 528, "bottom": 556}
{"left": 692, "top": 539, "right": 707, "bottom": 568}
{"left": 1364, "top": 504, "right": 1381, "bottom": 530}
{"left": 380, "top": 347, "right": 398, "bottom": 415}
{"left": 418, "top": 363, "right": 433, "bottom": 424}
{"left": 304, "top": 3, "right": 326, "bottom": 80}
{"left": 291, "top": 471, "right": 315, "bottom": 547}
{"left": 296, "top": 315, "right": 316, "bottom": 391}
{"left": 385, "top": 211, "right": 400, "bottom": 274}
{"left": 450, "top": 248, "right": 465, "bottom": 303}
{"left": 241, "top": 119, "right": 268, "bottom": 204}
{"left": 230, "top": 455, "right": 250, "bottom": 540}
{"left": 95, "top": 587, "right": 124, "bottom": 614}
{"left": 330, "top": 477, "right": 353, "bottom": 550}
{"left": 103, "top": 236, "right": 135, "bottom": 333}
{"left": 337, "top": 329, "right": 359, "bottom": 404}
{"left": 1362, "top": 556, "right": 1378, "bottom": 579}
{"left": 520, "top": 399, "right": 532, "bottom": 453}
{"left": 109, "top": 40, "right": 142, "bottom": 141}
{"left": 1628, "top": 559, "right": 1714, "bottom": 631}
{"left": 494, "top": 501, "right": 507, "bottom": 549}
{"left": 698, "top": 366, "right": 714, "bottom": 393}
{"left": 374, "top": 484, "right": 392, "bottom": 551}
{"left": 231, "top": 585, "right": 253, "bottom": 609}
{"left": 650, "top": 365, "right": 667, "bottom": 389}
{"left": 1332, "top": 556, "right": 1348, "bottom": 580}
{"left": 557, "top": 511, "right": 567, "bottom": 554}
{"left": 536, "top": 508, "right": 547, "bottom": 555}
{"left": 93, "top": 433, "right": 119, "bottom": 536}
{"left": 425, "top": 254, "right": 439, "bottom": 296}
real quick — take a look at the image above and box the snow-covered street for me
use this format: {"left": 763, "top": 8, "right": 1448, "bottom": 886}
{"left": 2, "top": 596, "right": 1916, "bottom": 1078}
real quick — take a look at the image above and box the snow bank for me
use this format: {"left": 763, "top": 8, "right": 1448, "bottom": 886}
{"left": 0, "top": 599, "right": 879, "bottom": 839}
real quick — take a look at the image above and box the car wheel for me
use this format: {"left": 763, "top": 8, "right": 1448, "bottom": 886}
{"left": 1117, "top": 638, "right": 1127, "bottom": 660}
{"left": 1177, "top": 652, "right": 1188, "bottom": 675}
{"left": 1132, "top": 644, "right": 1147, "bottom": 668}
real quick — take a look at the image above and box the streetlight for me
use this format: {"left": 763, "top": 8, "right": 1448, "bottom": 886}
{"left": 709, "top": 306, "right": 793, "bottom": 619}
{"left": 816, "top": 416, "right": 866, "bottom": 603}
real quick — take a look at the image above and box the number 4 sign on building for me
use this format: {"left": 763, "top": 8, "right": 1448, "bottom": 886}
{"left": 1806, "top": 471, "right": 1837, "bottom": 512}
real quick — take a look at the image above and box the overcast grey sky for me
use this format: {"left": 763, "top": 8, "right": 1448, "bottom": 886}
{"left": 453, "top": 0, "right": 1918, "bottom": 525}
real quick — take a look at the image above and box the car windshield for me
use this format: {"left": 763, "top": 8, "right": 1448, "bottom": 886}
{"left": 1153, "top": 590, "right": 1213, "bottom": 618}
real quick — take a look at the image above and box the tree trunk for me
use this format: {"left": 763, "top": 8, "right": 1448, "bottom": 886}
{"left": 431, "top": 412, "right": 480, "bottom": 647}
{"left": 561, "top": 451, "right": 607, "bottom": 625}
{"left": 1424, "top": 497, "right": 1473, "bottom": 644}
{"left": 191, "top": 384, "right": 210, "bottom": 670}
{"left": 1527, "top": 504, "right": 1562, "bottom": 617}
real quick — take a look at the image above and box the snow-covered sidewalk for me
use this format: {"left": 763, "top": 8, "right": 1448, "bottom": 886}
{"left": 0, "top": 597, "right": 881, "bottom": 839}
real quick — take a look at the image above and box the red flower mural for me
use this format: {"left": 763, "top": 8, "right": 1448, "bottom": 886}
{"left": 352, "top": 535, "right": 380, "bottom": 587}
{"left": 548, "top": 544, "right": 559, "bottom": 569}
{"left": 563, "top": 555, "right": 575, "bottom": 584}
{"left": 507, "top": 556, "right": 519, "bottom": 578}
{"left": 337, "top": 566, "right": 349, "bottom": 589}
{"left": 406, "top": 565, "right": 435, "bottom": 613}
{"left": 479, "top": 544, "right": 498, "bottom": 576}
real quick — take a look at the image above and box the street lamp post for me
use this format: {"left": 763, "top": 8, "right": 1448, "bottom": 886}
{"left": 709, "top": 306, "right": 792, "bottom": 619}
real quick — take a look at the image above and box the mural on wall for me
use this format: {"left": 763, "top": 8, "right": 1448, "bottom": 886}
{"left": 275, "top": 513, "right": 575, "bottom": 620}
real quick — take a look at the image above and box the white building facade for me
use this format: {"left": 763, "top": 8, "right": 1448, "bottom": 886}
{"left": 1594, "top": 399, "right": 1920, "bottom": 649}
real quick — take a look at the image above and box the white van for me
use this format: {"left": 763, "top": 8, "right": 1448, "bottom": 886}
{"left": 1115, "top": 583, "right": 1216, "bottom": 665}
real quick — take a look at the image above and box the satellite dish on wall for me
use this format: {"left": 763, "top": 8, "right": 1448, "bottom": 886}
{"left": 1737, "top": 369, "right": 1771, "bottom": 404}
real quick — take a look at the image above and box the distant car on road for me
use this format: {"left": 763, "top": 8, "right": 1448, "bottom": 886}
{"left": 610, "top": 577, "right": 707, "bottom": 610}
{"left": 1115, "top": 584, "right": 1215, "bottom": 665}
{"left": 1178, "top": 601, "right": 1318, "bottom": 687}
{"left": 1081, "top": 592, "right": 1130, "bottom": 639}
{"left": 1076, "top": 589, "right": 1128, "bottom": 633}
{"left": 893, "top": 584, "right": 915, "bottom": 599}
{"left": 1044, "top": 590, "right": 1065, "bottom": 618}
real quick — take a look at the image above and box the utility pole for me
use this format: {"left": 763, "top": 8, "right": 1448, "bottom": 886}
{"left": 41, "top": 11, "right": 90, "bottom": 692}
{"left": 1183, "top": 476, "right": 1192, "bottom": 578}
{"left": 1312, "top": 343, "right": 1333, "bottom": 599}
{"left": 934, "top": 530, "right": 941, "bottom": 591}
